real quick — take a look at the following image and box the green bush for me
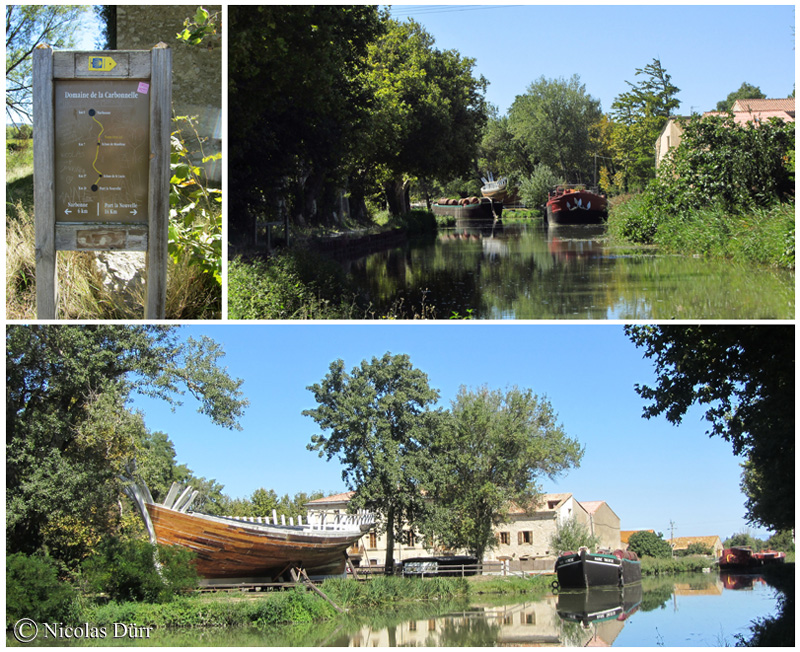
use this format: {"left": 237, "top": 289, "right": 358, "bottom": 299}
{"left": 6, "top": 553, "right": 80, "bottom": 626}
{"left": 627, "top": 531, "right": 673, "bottom": 558}
{"left": 228, "top": 250, "right": 353, "bottom": 319}
{"left": 519, "top": 164, "right": 564, "bottom": 212}
{"left": 81, "top": 538, "right": 198, "bottom": 604}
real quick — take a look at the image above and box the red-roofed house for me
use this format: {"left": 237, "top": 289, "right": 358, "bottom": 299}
{"left": 655, "top": 98, "right": 795, "bottom": 168}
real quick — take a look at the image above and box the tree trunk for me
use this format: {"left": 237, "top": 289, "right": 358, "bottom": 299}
{"left": 384, "top": 178, "right": 410, "bottom": 217}
{"left": 384, "top": 504, "right": 396, "bottom": 574}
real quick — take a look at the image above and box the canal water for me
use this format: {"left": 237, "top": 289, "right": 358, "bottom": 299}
{"left": 26, "top": 573, "right": 777, "bottom": 646}
{"left": 340, "top": 221, "right": 794, "bottom": 319}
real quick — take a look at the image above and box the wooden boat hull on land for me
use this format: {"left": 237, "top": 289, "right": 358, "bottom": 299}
{"left": 147, "top": 503, "right": 364, "bottom": 580}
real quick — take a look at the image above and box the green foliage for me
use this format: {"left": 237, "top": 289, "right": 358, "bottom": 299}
{"left": 364, "top": 19, "right": 487, "bottom": 215}
{"left": 639, "top": 555, "right": 713, "bottom": 574}
{"left": 715, "top": 82, "right": 765, "bottom": 112}
{"left": 549, "top": 517, "right": 600, "bottom": 554}
{"left": 627, "top": 530, "right": 673, "bottom": 558}
{"left": 724, "top": 531, "right": 766, "bottom": 550}
{"left": 6, "top": 326, "right": 248, "bottom": 567}
{"left": 626, "top": 325, "right": 794, "bottom": 532}
{"left": 228, "top": 6, "right": 385, "bottom": 235}
{"left": 176, "top": 6, "right": 220, "bottom": 48}
{"left": 610, "top": 58, "right": 680, "bottom": 189}
{"left": 508, "top": 75, "right": 602, "bottom": 182}
{"left": 82, "top": 538, "right": 198, "bottom": 603}
{"left": 674, "top": 542, "right": 713, "bottom": 557}
{"left": 227, "top": 250, "right": 353, "bottom": 320}
{"left": 518, "top": 164, "right": 565, "bottom": 212}
{"left": 390, "top": 209, "right": 438, "bottom": 235}
{"left": 420, "top": 386, "right": 583, "bottom": 560}
{"left": 659, "top": 114, "right": 794, "bottom": 211}
{"left": 6, "top": 5, "right": 90, "bottom": 123}
{"left": 304, "top": 353, "right": 440, "bottom": 569}
{"left": 766, "top": 530, "right": 795, "bottom": 553}
{"left": 6, "top": 553, "right": 80, "bottom": 627}
{"left": 169, "top": 117, "right": 222, "bottom": 286}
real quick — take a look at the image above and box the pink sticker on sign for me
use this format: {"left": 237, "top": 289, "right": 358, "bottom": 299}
{"left": 137, "top": 82, "right": 150, "bottom": 94}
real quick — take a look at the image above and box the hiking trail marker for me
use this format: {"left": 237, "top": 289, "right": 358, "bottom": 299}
{"left": 33, "top": 44, "right": 172, "bottom": 319}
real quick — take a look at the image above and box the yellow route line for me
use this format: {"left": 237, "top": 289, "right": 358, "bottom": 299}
{"left": 91, "top": 115, "right": 105, "bottom": 182}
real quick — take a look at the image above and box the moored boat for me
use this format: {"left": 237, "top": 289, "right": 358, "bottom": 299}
{"left": 719, "top": 547, "right": 786, "bottom": 572}
{"left": 480, "top": 173, "right": 508, "bottom": 202}
{"left": 545, "top": 186, "right": 608, "bottom": 225}
{"left": 555, "top": 547, "right": 641, "bottom": 589}
{"left": 124, "top": 479, "right": 374, "bottom": 581}
{"left": 432, "top": 196, "right": 503, "bottom": 221}
{"left": 401, "top": 555, "right": 479, "bottom": 577}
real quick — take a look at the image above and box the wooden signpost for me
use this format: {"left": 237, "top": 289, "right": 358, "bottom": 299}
{"left": 33, "top": 44, "right": 172, "bottom": 319}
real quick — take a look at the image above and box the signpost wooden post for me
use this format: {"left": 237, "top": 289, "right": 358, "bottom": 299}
{"left": 33, "top": 44, "right": 172, "bottom": 319}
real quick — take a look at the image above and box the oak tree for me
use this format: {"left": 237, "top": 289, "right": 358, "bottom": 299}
{"left": 304, "top": 353, "right": 440, "bottom": 571}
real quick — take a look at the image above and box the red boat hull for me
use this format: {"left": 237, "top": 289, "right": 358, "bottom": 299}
{"left": 546, "top": 189, "right": 608, "bottom": 225}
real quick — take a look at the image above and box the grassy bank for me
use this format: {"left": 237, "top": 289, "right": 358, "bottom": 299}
{"left": 607, "top": 194, "right": 795, "bottom": 269}
{"left": 6, "top": 138, "right": 222, "bottom": 319}
{"left": 229, "top": 208, "right": 443, "bottom": 319}
{"left": 640, "top": 555, "right": 716, "bottom": 575}
{"left": 83, "top": 574, "right": 550, "bottom": 630}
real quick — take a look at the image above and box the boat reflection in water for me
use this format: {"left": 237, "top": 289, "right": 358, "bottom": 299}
{"left": 720, "top": 573, "right": 768, "bottom": 591}
{"left": 555, "top": 584, "right": 643, "bottom": 645}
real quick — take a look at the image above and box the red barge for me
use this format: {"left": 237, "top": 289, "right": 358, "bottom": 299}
{"left": 546, "top": 186, "right": 608, "bottom": 225}
{"left": 718, "top": 547, "right": 786, "bottom": 572}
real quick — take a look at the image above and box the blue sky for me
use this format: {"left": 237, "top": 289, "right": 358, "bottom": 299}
{"left": 387, "top": 4, "right": 796, "bottom": 115}
{"left": 128, "top": 324, "right": 772, "bottom": 541}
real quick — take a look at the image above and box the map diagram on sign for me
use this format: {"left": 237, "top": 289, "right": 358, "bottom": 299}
{"left": 54, "top": 79, "right": 150, "bottom": 224}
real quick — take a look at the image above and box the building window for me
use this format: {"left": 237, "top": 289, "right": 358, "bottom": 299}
{"left": 369, "top": 532, "right": 377, "bottom": 549}
{"left": 518, "top": 531, "right": 532, "bottom": 545}
{"left": 499, "top": 532, "right": 510, "bottom": 545}
{"left": 406, "top": 530, "right": 415, "bottom": 547}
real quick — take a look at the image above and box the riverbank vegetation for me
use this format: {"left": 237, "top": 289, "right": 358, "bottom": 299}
{"left": 608, "top": 115, "right": 794, "bottom": 269}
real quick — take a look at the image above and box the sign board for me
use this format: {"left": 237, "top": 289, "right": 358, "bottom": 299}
{"left": 54, "top": 79, "right": 150, "bottom": 224}
{"left": 33, "top": 45, "right": 171, "bottom": 319}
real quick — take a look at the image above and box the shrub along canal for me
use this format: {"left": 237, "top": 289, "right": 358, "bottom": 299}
{"left": 339, "top": 221, "right": 794, "bottom": 319}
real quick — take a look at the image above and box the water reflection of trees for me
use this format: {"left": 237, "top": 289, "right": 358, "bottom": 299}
{"left": 343, "top": 224, "right": 794, "bottom": 319}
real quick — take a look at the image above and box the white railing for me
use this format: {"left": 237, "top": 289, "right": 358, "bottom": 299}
{"left": 219, "top": 510, "right": 375, "bottom": 532}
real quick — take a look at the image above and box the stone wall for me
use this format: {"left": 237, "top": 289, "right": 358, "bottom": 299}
{"left": 116, "top": 5, "right": 221, "bottom": 182}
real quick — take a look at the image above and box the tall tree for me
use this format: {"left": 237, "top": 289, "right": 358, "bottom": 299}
{"left": 716, "top": 82, "right": 765, "bottom": 112}
{"left": 611, "top": 58, "right": 680, "bottom": 189}
{"left": 228, "top": 6, "right": 385, "bottom": 237}
{"left": 626, "top": 325, "right": 794, "bottom": 532}
{"left": 303, "top": 353, "right": 440, "bottom": 572}
{"left": 363, "top": 19, "right": 487, "bottom": 215}
{"left": 508, "top": 74, "right": 602, "bottom": 183}
{"left": 5, "top": 5, "right": 89, "bottom": 127}
{"left": 6, "top": 326, "right": 248, "bottom": 565}
{"left": 421, "top": 386, "right": 583, "bottom": 561}
{"left": 478, "top": 107, "right": 534, "bottom": 189}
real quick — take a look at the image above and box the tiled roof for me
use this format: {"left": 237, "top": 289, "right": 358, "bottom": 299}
{"left": 620, "top": 529, "right": 654, "bottom": 544}
{"left": 670, "top": 535, "right": 721, "bottom": 549}
{"left": 732, "top": 98, "right": 795, "bottom": 112}
{"left": 508, "top": 493, "right": 572, "bottom": 514}
{"left": 579, "top": 501, "right": 605, "bottom": 514}
{"left": 305, "top": 491, "right": 355, "bottom": 505}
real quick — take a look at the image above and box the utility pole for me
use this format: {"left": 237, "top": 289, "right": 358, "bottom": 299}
{"left": 669, "top": 520, "right": 676, "bottom": 558}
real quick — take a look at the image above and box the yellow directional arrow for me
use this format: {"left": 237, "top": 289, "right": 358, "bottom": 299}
{"left": 88, "top": 56, "right": 117, "bottom": 72}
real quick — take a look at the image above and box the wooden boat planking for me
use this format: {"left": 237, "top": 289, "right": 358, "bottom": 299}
{"left": 124, "top": 478, "right": 374, "bottom": 581}
{"left": 147, "top": 504, "right": 366, "bottom": 579}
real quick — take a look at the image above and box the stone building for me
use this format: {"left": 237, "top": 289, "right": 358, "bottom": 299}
{"left": 114, "top": 5, "right": 222, "bottom": 182}
{"left": 306, "top": 491, "right": 622, "bottom": 568}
